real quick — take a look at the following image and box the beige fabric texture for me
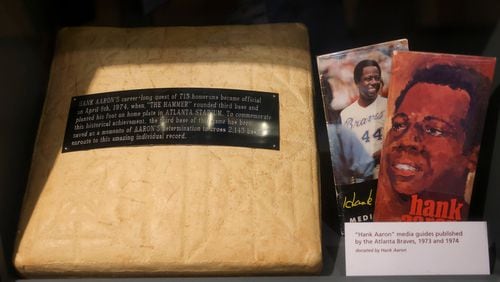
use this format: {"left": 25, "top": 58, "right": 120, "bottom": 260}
{"left": 14, "top": 24, "right": 321, "bottom": 277}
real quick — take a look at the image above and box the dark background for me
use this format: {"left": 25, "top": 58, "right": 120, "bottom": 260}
{"left": 1, "top": 0, "right": 500, "bottom": 280}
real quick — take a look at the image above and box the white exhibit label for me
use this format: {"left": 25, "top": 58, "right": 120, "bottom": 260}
{"left": 345, "top": 221, "right": 490, "bottom": 276}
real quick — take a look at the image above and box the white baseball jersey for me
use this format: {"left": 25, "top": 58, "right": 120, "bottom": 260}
{"left": 340, "top": 95, "right": 387, "bottom": 158}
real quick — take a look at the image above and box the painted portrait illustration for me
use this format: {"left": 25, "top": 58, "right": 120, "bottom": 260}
{"left": 374, "top": 51, "right": 496, "bottom": 222}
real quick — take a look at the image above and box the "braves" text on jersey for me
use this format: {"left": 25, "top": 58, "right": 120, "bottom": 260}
{"left": 343, "top": 110, "right": 385, "bottom": 130}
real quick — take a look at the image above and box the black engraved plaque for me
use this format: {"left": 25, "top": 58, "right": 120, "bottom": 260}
{"left": 63, "top": 88, "right": 279, "bottom": 152}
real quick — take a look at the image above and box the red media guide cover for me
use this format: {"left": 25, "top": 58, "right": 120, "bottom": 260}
{"left": 374, "top": 51, "right": 496, "bottom": 222}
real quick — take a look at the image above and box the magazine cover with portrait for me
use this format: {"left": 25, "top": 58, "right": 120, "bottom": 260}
{"left": 374, "top": 51, "right": 496, "bottom": 222}
{"left": 316, "top": 39, "right": 408, "bottom": 231}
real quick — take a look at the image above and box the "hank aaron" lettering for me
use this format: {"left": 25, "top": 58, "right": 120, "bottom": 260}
{"left": 401, "top": 194, "right": 463, "bottom": 221}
